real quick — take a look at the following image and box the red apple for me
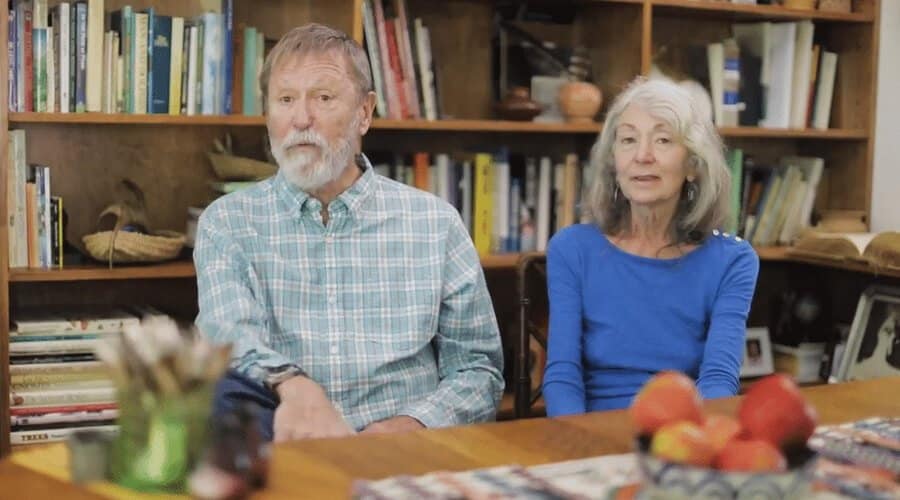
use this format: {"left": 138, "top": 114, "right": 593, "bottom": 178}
{"left": 716, "top": 439, "right": 787, "bottom": 472}
{"left": 738, "top": 374, "right": 818, "bottom": 449}
{"left": 650, "top": 421, "right": 717, "bottom": 467}
{"left": 630, "top": 371, "right": 704, "bottom": 435}
{"left": 703, "top": 414, "right": 743, "bottom": 454}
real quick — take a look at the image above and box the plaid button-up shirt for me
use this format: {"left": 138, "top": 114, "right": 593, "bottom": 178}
{"left": 194, "top": 157, "right": 504, "bottom": 429}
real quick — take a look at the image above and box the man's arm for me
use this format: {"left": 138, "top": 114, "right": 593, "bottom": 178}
{"left": 194, "top": 209, "right": 302, "bottom": 381}
{"left": 395, "top": 214, "right": 505, "bottom": 428}
{"left": 194, "top": 207, "right": 353, "bottom": 441}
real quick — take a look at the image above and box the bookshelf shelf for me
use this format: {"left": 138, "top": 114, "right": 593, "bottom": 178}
{"left": 8, "top": 261, "right": 197, "bottom": 282}
{"left": 718, "top": 127, "right": 868, "bottom": 140}
{"left": 649, "top": 0, "right": 875, "bottom": 23}
{"left": 7, "top": 113, "right": 604, "bottom": 134}
{"left": 8, "top": 254, "right": 530, "bottom": 282}
{"left": 8, "top": 114, "right": 869, "bottom": 140}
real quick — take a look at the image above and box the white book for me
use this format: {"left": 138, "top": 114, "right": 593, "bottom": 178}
{"left": 169, "top": 17, "right": 185, "bottom": 115}
{"left": 789, "top": 21, "right": 814, "bottom": 129}
{"left": 435, "top": 153, "right": 450, "bottom": 203}
{"left": 493, "top": 153, "right": 510, "bottom": 253}
{"left": 414, "top": 18, "right": 437, "bottom": 121}
{"left": 761, "top": 22, "right": 796, "bottom": 128}
{"left": 10, "top": 386, "right": 116, "bottom": 407}
{"left": 85, "top": 0, "right": 103, "bottom": 111}
{"left": 11, "top": 408, "right": 118, "bottom": 427}
{"left": 812, "top": 51, "right": 838, "bottom": 130}
{"left": 132, "top": 12, "right": 149, "bottom": 114}
{"left": 52, "top": 3, "right": 71, "bottom": 113}
{"left": 10, "top": 337, "right": 101, "bottom": 355}
{"left": 536, "top": 157, "right": 552, "bottom": 252}
{"left": 460, "top": 159, "right": 473, "bottom": 236}
{"left": 101, "top": 30, "right": 113, "bottom": 112}
{"left": 11, "top": 424, "right": 118, "bottom": 445}
{"left": 779, "top": 156, "right": 824, "bottom": 243}
{"left": 32, "top": 0, "right": 47, "bottom": 28}
{"left": 46, "top": 26, "right": 55, "bottom": 112}
{"left": 7, "top": 130, "right": 29, "bottom": 268}
{"left": 186, "top": 25, "right": 199, "bottom": 116}
{"left": 707, "top": 42, "right": 724, "bottom": 126}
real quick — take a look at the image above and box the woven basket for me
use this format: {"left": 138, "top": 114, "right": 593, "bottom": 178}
{"left": 83, "top": 229, "right": 185, "bottom": 265}
{"left": 207, "top": 152, "right": 276, "bottom": 181}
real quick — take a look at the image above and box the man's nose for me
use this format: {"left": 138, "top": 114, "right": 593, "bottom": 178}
{"left": 291, "top": 99, "right": 313, "bottom": 130}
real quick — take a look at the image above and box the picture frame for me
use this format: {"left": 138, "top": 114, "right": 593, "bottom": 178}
{"left": 835, "top": 285, "right": 900, "bottom": 382}
{"left": 740, "top": 327, "right": 775, "bottom": 378}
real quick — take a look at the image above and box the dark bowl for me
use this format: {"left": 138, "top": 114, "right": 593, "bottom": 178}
{"left": 634, "top": 436, "right": 818, "bottom": 499}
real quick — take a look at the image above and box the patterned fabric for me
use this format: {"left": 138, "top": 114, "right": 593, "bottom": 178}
{"left": 194, "top": 156, "right": 504, "bottom": 430}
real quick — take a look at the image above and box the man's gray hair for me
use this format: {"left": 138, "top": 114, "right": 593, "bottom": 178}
{"left": 259, "top": 23, "right": 373, "bottom": 112}
{"left": 587, "top": 77, "right": 731, "bottom": 243}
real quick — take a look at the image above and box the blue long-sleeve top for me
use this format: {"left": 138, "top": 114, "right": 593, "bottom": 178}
{"left": 542, "top": 224, "right": 760, "bottom": 416}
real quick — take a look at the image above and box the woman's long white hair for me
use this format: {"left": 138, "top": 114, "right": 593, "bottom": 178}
{"left": 587, "top": 77, "right": 731, "bottom": 243}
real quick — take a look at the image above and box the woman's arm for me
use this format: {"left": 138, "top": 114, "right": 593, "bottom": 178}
{"left": 543, "top": 231, "right": 588, "bottom": 416}
{"left": 697, "top": 243, "right": 760, "bottom": 398}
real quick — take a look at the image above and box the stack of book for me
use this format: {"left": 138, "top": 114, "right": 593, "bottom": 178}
{"left": 8, "top": 307, "right": 143, "bottom": 445}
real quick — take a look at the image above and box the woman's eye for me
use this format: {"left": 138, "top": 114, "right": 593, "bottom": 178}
{"left": 619, "top": 137, "right": 636, "bottom": 144}
{"left": 279, "top": 96, "right": 293, "bottom": 104}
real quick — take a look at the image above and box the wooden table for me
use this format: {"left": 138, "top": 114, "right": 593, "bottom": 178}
{"left": 2, "top": 377, "right": 898, "bottom": 499}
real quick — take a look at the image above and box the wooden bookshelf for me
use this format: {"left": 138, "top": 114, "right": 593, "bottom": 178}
{"left": 0, "top": 0, "right": 884, "bottom": 455}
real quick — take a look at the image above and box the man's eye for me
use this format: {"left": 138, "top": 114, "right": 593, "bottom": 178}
{"left": 319, "top": 94, "right": 333, "bottom": 102}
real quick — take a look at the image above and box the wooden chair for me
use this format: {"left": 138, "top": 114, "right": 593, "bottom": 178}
{"left": 513, "top": 253, "right": 549, "bottom": 419}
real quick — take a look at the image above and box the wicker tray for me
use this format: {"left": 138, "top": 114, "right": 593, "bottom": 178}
{"left": 83, "top": 229, "right": 186, "bottom": 265}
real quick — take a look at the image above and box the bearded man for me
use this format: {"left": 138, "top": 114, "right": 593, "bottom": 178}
{"left": 194, "top": 23, "right": 504, "bottom": 442}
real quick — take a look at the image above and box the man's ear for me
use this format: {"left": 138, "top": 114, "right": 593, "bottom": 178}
{"left": 358, "top": 91, "right": 377, "bottom": 136}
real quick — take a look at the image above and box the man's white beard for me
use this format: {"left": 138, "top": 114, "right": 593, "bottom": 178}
{"left": 270, "top": 118, "right": 359, "bottom": 192}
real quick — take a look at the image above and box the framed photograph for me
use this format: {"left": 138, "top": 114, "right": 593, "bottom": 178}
{"left": 740, "top": 327, "right": 775, "bottom": 378}
{"left": 836, "top": 285, "right": 900, "bottom": 382}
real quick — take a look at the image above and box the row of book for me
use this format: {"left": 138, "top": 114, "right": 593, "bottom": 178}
{"left": 6, "top": 129, "right": 63, "bottom": 269}
{"left": 7, "top": 307, "right": 149, "bottom": 445}
{"left": 702, "top": 20, "right": 838, "bottom": 129}
{"left": 361, "top": 0, "right": 440, "bottom": 120}
{"left": 6, "top": 0, "right": 266, "bottom": 116}
{"left": 734, "top": 152, "right": 825, "bottom": 246}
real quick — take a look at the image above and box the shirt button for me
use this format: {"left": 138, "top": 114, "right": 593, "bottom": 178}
{"left": 330, "top": 345, "right": 339, "bottom": 355}
{"left": 328, "top": 294, "right": 337, "bottom": 304}
{"left": 324, "top": 235, "right": 333, "bottom": 243}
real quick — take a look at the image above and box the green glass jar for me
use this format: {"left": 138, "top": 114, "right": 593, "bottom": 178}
{"left": 110, "top": 384, "right": 215, "bottom": 493}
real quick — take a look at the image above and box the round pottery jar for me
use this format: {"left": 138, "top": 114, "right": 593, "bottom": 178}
{"left": 558, "top": 81, "right": 603, "bottom": 124}
{"left": 495, "top": 86, "right": 542, "bottom": 121}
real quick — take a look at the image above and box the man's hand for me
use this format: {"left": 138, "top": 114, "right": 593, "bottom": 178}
{"left": 273, "top": 375, "right": 355, "bottom": 442}
{"left": 360, "top": 416, "right": 425, "bottom": 434}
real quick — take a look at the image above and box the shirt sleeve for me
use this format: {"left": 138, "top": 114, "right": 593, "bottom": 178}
{"left": 697, "top": 243, "right": 760, "bottom": 399}
{"left": 399, "top": 215, "right": 505, "bottom": 428}
{"left": 542, "top": 231, "right": 588, "bottom": 416}
{"left": 194, "top": 206, "right": 304, "bottom": 384}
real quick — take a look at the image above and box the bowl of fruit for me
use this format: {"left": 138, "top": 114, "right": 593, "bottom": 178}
{"left": 630, "top": 373, "right": 819, "bottom": 500}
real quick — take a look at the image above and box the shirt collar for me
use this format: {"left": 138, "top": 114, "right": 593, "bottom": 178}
{"left": 274, "top": 153, "right": 375, "bottom": 220}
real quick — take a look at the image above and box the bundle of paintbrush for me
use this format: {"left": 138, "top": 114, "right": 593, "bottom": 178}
{"left": 92, "top": 315, "right": 233, "bottom": 492}
{"left": 95, "top": 315, "right": 231, "bottom": 397}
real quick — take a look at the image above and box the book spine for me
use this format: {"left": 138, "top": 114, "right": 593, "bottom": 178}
{"left": 10, "top": 337, "right": 100, "bottom": 355}
{"left": 10, "top": 424, "right": 118, "bottom": 445}
{"left": 85, "top": 0, "right": 103, "bottom": 111}
{"left": 473, "top": 153, "right": 493, "bottom": 256}
{"left": 50, "top": 195, "right": 60, "bottom": 267}
{"left": 55, "top": 3, "right": 70, "bottom": 113}
{"left": 11, "top": 370, "right": 110, "bottom": 387}
{"left": 150, "top": 14, "right": 171, "bottom": 114}
{"left": 144, "top": 7, "right": 154, "bottom": 112}
{"left": 240, "top": 26, "right": 255, "bottom": 115}
{"left": 21, "top": 0, "right": 34, "bottom": 111}
{"left": 10, "top": 402, "right": 116, "bottom": 416}
{"left": 222, "top": 0, "right": 232, "bottom": 114}
{"left": 8, "top": 7, "right": 15, "bottom": 111}
{"left": 10, "top": 386, "right": 116, "bottom": 407}
{"left": 32, "top": 27, "right": 46, "bottom": 112}
{"left": 168, "top": 17, "right": 184, "bottom": 115}
{"left": 10, "top": 361, "right": 104, "bottom": 374}
{"left": 11, "top": 378, "right": 114, "bottom": 391}
{"left": 11, "top": 408, "right": 118, "bottom": 427}
{"left": 132, "top": 12, "right": 148, "bottom": 114}
{"left": 74, "top": 1, "right": 86, "bottom": 112}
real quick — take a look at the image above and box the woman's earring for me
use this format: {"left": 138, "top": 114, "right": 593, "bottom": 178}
{"left": 613, "top": 184, "right": 620, "bottom": 203}
{"left": 686, "top": 181, "right": 697, "bottom": 203}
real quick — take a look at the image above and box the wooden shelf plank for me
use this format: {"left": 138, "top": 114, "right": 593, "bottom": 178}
{"left": 754, "top": 245, "right": 791, "bottom": 261}
{"left": 8, "top": 261, "right": 197, "bottom": 282}
{"left": 9, "top": 113, "right": 866, "bottom": 139}
{"left": 719, "top": 127, "right": 868, "bottom": 140}
{"left": 7, "top": 113, "right": 603, "bottom": 134}
{"left": 649, "top": 0, "right": 874, "bottom": 22}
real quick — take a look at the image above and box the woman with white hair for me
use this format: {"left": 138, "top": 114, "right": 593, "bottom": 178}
{"left": 542, "top": 77, "right": 760, "bottom": 416}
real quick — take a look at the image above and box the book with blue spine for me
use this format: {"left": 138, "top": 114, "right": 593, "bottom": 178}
{"left": 150, "top": 13, "right": 172, "bottom": 113}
